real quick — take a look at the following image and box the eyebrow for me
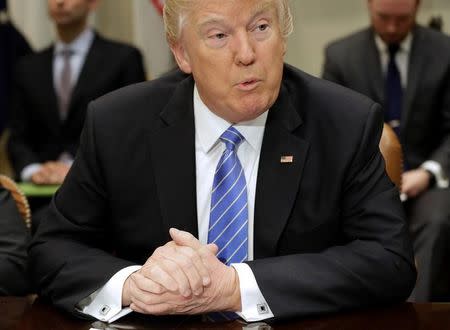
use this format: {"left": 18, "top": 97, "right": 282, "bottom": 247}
{"left": 197, "top": 0, "right": 276, "bottom": 30}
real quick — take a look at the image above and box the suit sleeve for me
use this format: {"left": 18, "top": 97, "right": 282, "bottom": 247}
{"left": 0, "top": 188, "right": 30, "bottom": 296}
{"left": 248, "top": 104, "right": 416, "bottom": 321}
{"left": 29, "top": 103, "right": 135, "bottom": 317}
{"left": 429, "top": 66, "right": 450, "bottom": 176}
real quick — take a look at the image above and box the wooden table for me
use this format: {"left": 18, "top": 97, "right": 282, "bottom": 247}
{"left": 1, "top": 296, "right": 450, "bottom": 330}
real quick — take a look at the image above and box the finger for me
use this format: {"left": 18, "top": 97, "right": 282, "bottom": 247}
{"left": 173, "top": 246, "right": 208, "bottom": 293}
{"left": 140, "top": 262, "right": 178, "bottom": 292}
{"left": 132, "top": 272, "right": 166, "bottom": 294}
{"left": 157, "top": 258, "right": 192, "bottom": 297}
{"left": 129, "top": 275, "right": 163, "bottom": 307}
{"left": 31, "top": 173, "right": 44, "bottom": 184}
{"left": 131, "top": 297, "right": 173, "bottom": 315}
{"left": 130, "top": 302, "right": 147, "bottom": 314}
{"left": 40, "top": 166, "right": 54, "bottom": 179}
{"left": 142, "top": 257, "right": 192, "bottom": 296}
{"left": 178, "top": 245, "right": 212, "bottom": 287}
{"left": 169, "top": 228, "right": 202, "bottom": 250}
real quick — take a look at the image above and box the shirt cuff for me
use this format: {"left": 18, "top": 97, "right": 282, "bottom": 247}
{"left": 79, "top": 265, "right": 141, "bottom": 322}
{"left": 231, "top": 263, "right": 274, "bottom": 322}
{"left": 21, "top": 163, "right": 42, "bottom": 182}
{"left": 421, "top": 160, "right": 449, "bottom": 188}
{"left": 58, "top": 152, "right": 74, "bottom": 165}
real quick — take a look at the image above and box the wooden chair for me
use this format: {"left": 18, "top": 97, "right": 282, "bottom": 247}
{"left": 379, "top": 123, "right": 403, "bottom": 190}
{"left": 0, "top": 175, "right": 31, "bottom": 230}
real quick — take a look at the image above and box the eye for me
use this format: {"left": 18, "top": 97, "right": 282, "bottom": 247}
{"left": 205, "top": 31, "right": 228, "bottom": 48}
{"left": 256, "top": 23, "right": 269, "bottom": 32}
{"left": 209, "top": 32, "right": 227, "bottom": 40}
{"left": 215, "top": 33, "right": 226, "bottom": 39}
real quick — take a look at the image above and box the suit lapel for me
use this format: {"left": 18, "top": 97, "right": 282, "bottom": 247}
{"left": 43, "top": 47, "right": 61, "bottom": 131}
{"left": 403, "top": 27, "right": 426, "bottom": 133}
{"left": 254, "top": 83, "right": 309, "bottom": 258}
{"left": 149, "top": 77, "right": 199, "bottom": 238}
{"left": 67, "top": 34, "right": 102, "bottom": 121}
{"left": 366, "top": 30, "right": 384, "bottom": 104}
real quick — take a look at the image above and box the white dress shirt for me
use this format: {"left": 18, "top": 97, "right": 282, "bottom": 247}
{"left": 375, "top": 33, "right": 449, "bottom": 189}
{"left": 79, "top": 85, "right": 275, "bottom": 323}
{"left": 20, "top": 28, "right": 94, "bottom": 182}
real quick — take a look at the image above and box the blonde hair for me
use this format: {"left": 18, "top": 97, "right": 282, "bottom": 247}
{"left": 163, "top": 0, "right": 293, "bottom": 45}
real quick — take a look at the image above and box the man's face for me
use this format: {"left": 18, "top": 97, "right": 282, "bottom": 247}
{"left": 48, "top": 0, "right": 96, "bottom": 27}
{"left": 171, "top": 0, "right": 286, "bottom": 123}
{"left": 368, "top": 0, "right": 418, "bottom": 45}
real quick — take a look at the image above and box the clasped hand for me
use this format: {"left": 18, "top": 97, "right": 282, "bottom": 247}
{"left": 122, "top": 228, "right": 241, "bottom": 315}
{"left": 31, "top": 161, "right": 70, "bottom": 185}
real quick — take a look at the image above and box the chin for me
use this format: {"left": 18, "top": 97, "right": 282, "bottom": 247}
{"left": 235, "top": 105, "right": 268, "bottom": 122}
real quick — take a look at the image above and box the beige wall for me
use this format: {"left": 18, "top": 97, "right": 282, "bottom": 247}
{"left": 8, "top": 0, "right": 450, "bottom": 78}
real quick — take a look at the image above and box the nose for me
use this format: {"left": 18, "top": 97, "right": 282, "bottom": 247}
{"left": 233, "top": 31, "right": 256, "bottom": 66}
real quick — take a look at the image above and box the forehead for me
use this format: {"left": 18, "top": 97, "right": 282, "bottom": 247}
{"left": 187, "top": 0, "right": 278, "bottom": 26}
{"left": 371, "top": 0, "right": 417, "bottom": 14}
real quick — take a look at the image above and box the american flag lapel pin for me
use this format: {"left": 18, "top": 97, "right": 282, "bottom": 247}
{"left": 280, "top": 155, "right": 294, "bottom": 163}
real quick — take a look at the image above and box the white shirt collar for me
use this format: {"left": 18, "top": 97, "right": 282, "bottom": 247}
{"left": 193, "top": 85, "right": 268, "bottom": 154}
{"left": 54, "top": 27, "right": 94, "bottom": 56}
{"left": 374, "top": 32, "right": 413, "bottom": 55}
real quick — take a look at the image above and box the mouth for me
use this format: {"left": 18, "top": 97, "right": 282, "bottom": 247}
{"left": 237, "top": 79, "right": 261, "bottom": 91}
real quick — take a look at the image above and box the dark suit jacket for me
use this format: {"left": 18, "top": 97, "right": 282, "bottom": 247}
{"left": 8, "top": 32, "right": 146, "bottom": 177}
{"left": 29, "top": 65, "right": 416, "bottom": 320}
{"left": 323, "top": 25, "right": 450, "bottom": 174}
{"left": 0, "top": 187, "right": 30, "bottom": 295}
{"left": 0, "top": 21, "right": 33, "bottom": 134}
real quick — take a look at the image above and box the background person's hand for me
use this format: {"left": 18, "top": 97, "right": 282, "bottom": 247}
{"left": 402, "top": 168, "right": 432, "bottom": 198}
{"left": 31, "top": 161, "right": 70, "bottom": 185}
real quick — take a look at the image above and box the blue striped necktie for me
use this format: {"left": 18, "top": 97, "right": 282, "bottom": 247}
{"left": 206, "top": 126, "right": 248, "bottom": 322}
{"left": 208, "top": 126, "right": 248, "bottom": 265}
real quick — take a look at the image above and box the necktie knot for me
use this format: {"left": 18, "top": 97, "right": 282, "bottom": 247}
{"left": 220, "top": 126, "right": 244, "bottom": 151}
{"left": 388, "top": 43, "right": 400, "bottom": 58}
{"left": 60, "top": 48, "right": 74, "bottom": 59}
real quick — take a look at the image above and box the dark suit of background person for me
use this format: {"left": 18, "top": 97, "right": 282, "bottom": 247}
{"left": 7, "top": 32, "right": 146, "bottom": 179}
{"left": 322, "top": 25, "right": 450, "bottom": 301}
{"left": 0, "top": 187, "right": 30, "bottom": 296}
{"left": 29, "top": 65, "right": 416, "bottom": 320}
{"left": 0, "top": 1, "right": 33, "bottom": 136}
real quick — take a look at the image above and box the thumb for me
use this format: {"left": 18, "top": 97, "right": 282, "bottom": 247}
{"left": 206, "top": 243, "right": 219, "bottom": 255}
{"left": 169, "top": 227, "right": 201, "bottom": 249}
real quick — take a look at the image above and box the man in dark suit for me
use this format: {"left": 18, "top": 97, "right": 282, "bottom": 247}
{"left": 322, "top": 0, "right": 450, "bottom": 301}
{"left": 30, "top": 0, "right": 416, "bottom": 323}
{"left": 0, "top": 187, "right": 30, "bottom": 295}
{"left": 0, "top": 0, "right": 33, "bottom": 136}
{"left": 8, "top": 0, "right": 146, "bottom": 185}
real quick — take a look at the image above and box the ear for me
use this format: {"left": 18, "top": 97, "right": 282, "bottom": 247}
{"left": 170, "top": 42, "right": 192, "bottom": 74}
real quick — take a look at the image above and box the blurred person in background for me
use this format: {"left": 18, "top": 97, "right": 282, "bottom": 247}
{"left": 323, "top": 0, "right": 450, "bottom": 302}
{"left": 8, "top": 0, "right": 146, "bottom": 186}
{"left": 0, "top": 0, "right": 32, "bottom": 176}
